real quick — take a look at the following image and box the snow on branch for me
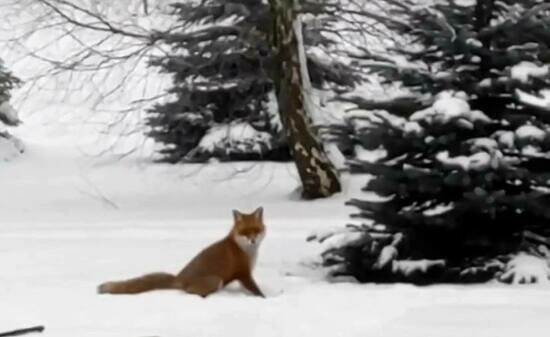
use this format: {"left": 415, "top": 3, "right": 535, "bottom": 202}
{"left": 510, "top": 62, "right": 549, "bottom": 83}
{"left": 515, "top": 89, "right": 550, "bottom": 112}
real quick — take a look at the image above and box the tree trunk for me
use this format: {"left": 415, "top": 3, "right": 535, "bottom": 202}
{"left": 268, "top": 0, "right": 341, "bottom": 199}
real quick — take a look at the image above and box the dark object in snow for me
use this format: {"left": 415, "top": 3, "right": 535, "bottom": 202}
{"left": 315, "top": 0, "right": 550, "bottom": 283}
{"left": 0, "top": 326, "right": 45, "bottom": 337}
{"left": 146, "top": 0, "right": 358, "bottom": 163}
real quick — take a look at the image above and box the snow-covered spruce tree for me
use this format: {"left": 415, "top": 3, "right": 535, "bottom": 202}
{"left": 147, "top": 0, "right": 357, "bottom": 163}
{"left": 0, "top": 59, "right": 23, "bottom": 161}
{"left": 311, "top": 0, "right": 550, "bottom": 283}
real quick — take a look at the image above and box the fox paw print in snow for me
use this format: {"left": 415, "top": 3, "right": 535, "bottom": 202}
{"left": 499, "top": 253, "right": 550, "bottom": 284}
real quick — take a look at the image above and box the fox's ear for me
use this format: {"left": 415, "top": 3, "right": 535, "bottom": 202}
{"left": 233, "top": 209, "right": 243, "bottom": 222}
{"left": 254, "top": 206, "right": 264, "bottom": 220}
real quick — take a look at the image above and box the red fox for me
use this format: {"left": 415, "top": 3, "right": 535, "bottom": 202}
{"left": 98, "top": 207, "right": 266, "bottom": 298}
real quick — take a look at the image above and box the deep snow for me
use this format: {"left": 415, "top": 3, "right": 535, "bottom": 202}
{"left": 2, "top": 139, "right": 550, "bottom": 337}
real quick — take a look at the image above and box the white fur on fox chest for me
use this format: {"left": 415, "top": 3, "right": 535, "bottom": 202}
{"left": 234, "top": 232, "right": 265, "bottom": 270}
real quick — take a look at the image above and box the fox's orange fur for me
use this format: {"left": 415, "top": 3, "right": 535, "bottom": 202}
{"left": 98, "top": 207, "right": 266, "bottom": 298}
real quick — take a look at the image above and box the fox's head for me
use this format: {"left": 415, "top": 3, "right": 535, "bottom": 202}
{"left": 231, "top": 207, "right": 266, "bottom": 247}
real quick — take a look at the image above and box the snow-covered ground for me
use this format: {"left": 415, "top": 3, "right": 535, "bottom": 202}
{"left": 2, "top": 137, "right": 550, "bottom": 337}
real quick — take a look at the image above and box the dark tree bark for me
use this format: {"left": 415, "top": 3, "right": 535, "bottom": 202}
{"left": 268, "top": 0, "right": 341, "bottom": 199}
{"left": 142, "top": 0, "right": 149, "bottom": 15}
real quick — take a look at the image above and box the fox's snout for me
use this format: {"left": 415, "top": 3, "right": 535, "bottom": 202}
{"left": 242, "top": 235, "right": 259, "bottom": 245}
{"left": 234, "top": 232, "right": 264, "bottom": 248}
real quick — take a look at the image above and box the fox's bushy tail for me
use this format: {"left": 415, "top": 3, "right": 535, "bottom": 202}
{"left": 98, "top": 272, "right": 177, "bottom": 294}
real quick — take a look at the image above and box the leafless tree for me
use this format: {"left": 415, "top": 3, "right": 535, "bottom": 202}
{"left": 0, "top": 0, "right": 390, "bottom": 197}
{"left": 0, "top": 0, "right": 170, "bottom": 158}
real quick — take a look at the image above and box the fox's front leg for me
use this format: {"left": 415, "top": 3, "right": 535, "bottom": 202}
{"left": 239, "top": 273, "right": 265, "bottom": 298}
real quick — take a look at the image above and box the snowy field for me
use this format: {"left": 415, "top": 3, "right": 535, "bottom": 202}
{"left": 2, "top": 134, "right": 550, "bottom": 337}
